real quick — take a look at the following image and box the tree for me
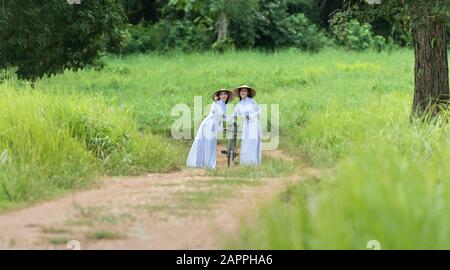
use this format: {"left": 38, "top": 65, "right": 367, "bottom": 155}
{"left": 118, "top": 0, "right": 162, "bottom": 24}
{"left": 209, "top": 0, "right": 258, "bottom": 50}
{"left": 0, "top": 0, "right": 126, "bottom": 87}
{"left": 409, "top": 1, "right": 449, "bottom": 117}
{"left": 164, "top": 0, "right": 257, "bottom": 51}
{"left": 335, "top": 0, "right": 449, "bottom": 117}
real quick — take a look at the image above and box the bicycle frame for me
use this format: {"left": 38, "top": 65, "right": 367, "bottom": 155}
{"left": 222, "top": 116, "right": 241, "bottom": 167}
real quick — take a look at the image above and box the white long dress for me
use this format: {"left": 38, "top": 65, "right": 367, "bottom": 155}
{"left": 232, "top": 97, "right": 261, "bottom": 165}
{"left": 186, "top": 100, "right": 226, "bottom": 169}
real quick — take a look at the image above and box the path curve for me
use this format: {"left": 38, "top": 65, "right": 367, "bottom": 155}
{"left": 0, "top": 146, "right": 316, "bottom": 250}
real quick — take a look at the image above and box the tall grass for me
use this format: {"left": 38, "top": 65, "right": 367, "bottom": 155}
{"left": 0, "top": 89, "right": 96, "bottom": 205}
{"left": 30, "top": 49, "right": 413, "bottom": 136}
{"left": 0, "top": 83, "right": 182, "bottom": 210}
{"left": 234, "top": 93, "right": 450, "bottom": 249}
{"left": 4, "top": 48, "right": 448, "bottom": 248}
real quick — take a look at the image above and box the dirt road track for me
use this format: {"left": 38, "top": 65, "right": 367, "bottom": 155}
{"left": 0, "top": 148, "right": 318, "bottom": 250}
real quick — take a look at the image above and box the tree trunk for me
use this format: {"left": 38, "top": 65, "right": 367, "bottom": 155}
{"left": 216, "top": 9, "right": 228, "bottom": 43}
{"left": 412, "top": 19, "right": 449, "bottom": 117}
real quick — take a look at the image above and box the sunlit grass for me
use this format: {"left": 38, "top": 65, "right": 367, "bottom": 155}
{"left": 0, "top": 83, "right": 182, "bottom": 209}
{"left": 3, "top": 48, "right": 448, "bottom": 249}
{"left": 206, "top": 156, "right": 298, "bottom": 178}
{"left": 234, "top": 96, "right": 450, "bottom": 249}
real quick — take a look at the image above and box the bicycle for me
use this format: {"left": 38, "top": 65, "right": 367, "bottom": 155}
{"left": 221, "top": 116, "right": 241, "bottom": 167}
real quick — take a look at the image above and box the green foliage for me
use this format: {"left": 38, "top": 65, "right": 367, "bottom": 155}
{"left": 160, "top": 0, "right": 259, "bottom": 51}
{"left": 254, "top": 0, "right": 290, "bottom": 50}
{"left": 331, "top": 17, "right": 387, "bottom": 51}
{"left": 115, "top": 0, "right": 450, "bottom": 52}
{"left": 122, "top": 0, "right": 335, "bottom": 53}
{"left": 118, "top": 0, "right": 161, "bottom": 24}
{"left": 120, "top": 18, "right": 216, "bottom": 54}
{"left": 212, "top": 37, "right": 235, "bottom": 52}
{"left": 253, "top": 1, "right": 329, "bottom": 51}
{"left": 363, "top": 0, "right": 450, "bottom": 24}
{"left": 0, "top": 0, "right": 126, "bottom": 82}
{"left": 121, "top": 23, "right": 165, "bottom": 54}
{"left": 160, "top": 19, "right": 215, "bottom": 52}
{"left": 217, "top": 0, "right": 259, "bottom": 50}
{"left": 228, "top": 10, "right": 258, "bottom": 49}
{"left": 338, "top": 0, "right": 449, "bottom": 40}
{"left": 282, "top": 13, "right": 330, "bottom": 51}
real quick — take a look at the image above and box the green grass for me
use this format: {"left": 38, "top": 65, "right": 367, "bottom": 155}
{"left": 206, "top": 155, "right": 298, "bottom": 178}
{"left": 86, "top": 230, "right": 125, "bottom": 240}
{"left": 233, "top": 96, "right": 450, "bottom": 249}
{"left": 2, "top": 48, "right": 449, "bottom": 249}
{"left": 0, "top": 83, "right": 182, "bottom": 210}
{"left": 48, "top": 236, "right": 71, "bottom": 245}
{"left": 26, "top": 48, "right": 412, "bottom": 137}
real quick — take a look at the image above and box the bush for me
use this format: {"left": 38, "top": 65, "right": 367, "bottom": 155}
{"left": 282, "top": 13, "right": 329, "bottom": 52}
{"left": 254, "top": 1, "right": 328, "bottom": 52}
{"left": 212, "top": 38, "right": 235, "bottom": 53}
{"left": 161, "top": 19, "right": 215, "bottom": 52}
{"left": 229, "top": 13, "right": 258, "bottom": 49}
{"left": 254, "top": 0, "right": 291, "bottom": 50}
{"left": 120, "top": 23, "right": 165, "bottom": 54}
{"left": 121, "top": 19, "right": 215, "bottom": 54}
{"left": 331, "top": 19, "right": 387, "bottom": 51}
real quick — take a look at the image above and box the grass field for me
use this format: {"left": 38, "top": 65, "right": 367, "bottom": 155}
{"left": 0, "top": 83, "right": 182, "bottom": 211}
{"left": 1, "top": 48, "right": 449, "bottom": 248}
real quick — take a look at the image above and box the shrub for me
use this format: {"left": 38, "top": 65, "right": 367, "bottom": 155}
{"left": 254, "top": 0, "right": 291, "bottom": 50}
{"left": 159, "top": 19, "right": 215, "bottom": 52}
{"left": 121, "top": 19, "right": 215, "bottom": 54}
{"left": 212, "top": 38, "right": 235, "bottom": 53}
{"left": 254, "top": 0, "right": 328, "bottom": 52}
{"left": 229, "top": 13, "right": 258, "bottom": 49}
{"left": 120, "top": 23, "right": 165, "bottom": 54}
{"left": 282, "top": 13, "right": 329, "bottom": 52}
{"left": 331, "top": 19, "right": 387, "bottom": 51}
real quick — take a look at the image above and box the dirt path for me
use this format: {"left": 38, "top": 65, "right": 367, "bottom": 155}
{"left": 0, "top": 146, "right": 317, "bottom": 250}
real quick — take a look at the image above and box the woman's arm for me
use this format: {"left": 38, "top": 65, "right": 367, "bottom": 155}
{"left": 248, "top": 100, "right": 260, "bottom": 120}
